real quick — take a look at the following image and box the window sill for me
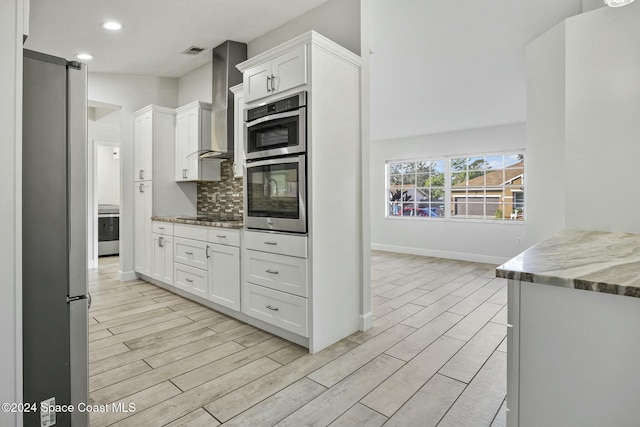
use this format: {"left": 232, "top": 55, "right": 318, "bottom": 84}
{"left": 384, "top": 216, "right": 526, "bottom": 225}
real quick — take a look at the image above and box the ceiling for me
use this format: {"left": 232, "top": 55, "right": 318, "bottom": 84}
{"left": 25, "top": 0, "right": 329, "bottom": 78}
{"left": 369, "top": 0, "right": 586, "bottom": 140}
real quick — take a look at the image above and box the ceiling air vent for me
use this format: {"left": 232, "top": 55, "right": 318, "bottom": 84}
{"left": 181, "top": 46, "right": 206, "bottom": 55}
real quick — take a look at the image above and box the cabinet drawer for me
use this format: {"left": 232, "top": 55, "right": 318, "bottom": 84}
{"left": 208, "top": 227, "right": 241, "bottom": 247}
{"left": 174, "top": 237, "right": 208, "bottom": 269}
{"left": 152, "top": 221, "right": 173, "bottom": 236}
{"left": 242, "top": 283, "right": 308, "bottom": 337}
{"left": 174, "top": 223, "right": 208, "bottom": 241}
{"left": 244, "top": 249, "right": 308, "bottom": 297}
{"left": 174, "top": 263, "right": 208, "bottom": 299}
{"left": 244, "top": 230, "right": 307, "bottom": 258}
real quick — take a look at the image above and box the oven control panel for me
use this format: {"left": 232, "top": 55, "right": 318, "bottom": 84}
{"left": 246, "top": 91, "right": 307, "bottom": 121}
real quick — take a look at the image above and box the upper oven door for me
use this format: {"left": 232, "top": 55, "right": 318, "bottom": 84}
{"left": 244, "top": 155, "right": 307, "bottom": 234}
{"left": 244, "top": 108, "right": 306, "bottom": 160}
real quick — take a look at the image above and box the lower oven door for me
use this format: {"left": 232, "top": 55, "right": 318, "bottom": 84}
{"left": 245, "top": 155, "right": 306, "bottom": 234}
{"left": 98, "top": 214, "right": 119, "bottom": 256}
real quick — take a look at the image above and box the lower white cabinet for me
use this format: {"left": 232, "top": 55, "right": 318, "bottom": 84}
{"left": 174, "top": 237, "right": 208, "bottom": 270}
{"left": 174, "top": 263, "right": 208, "bottom": 299}
{"left": 208, "top": 243, "right": 240, "bottom": 311}
{"left": 244, "top": 250, "right": 308, "bottom": 297}
{"left": 134, "top": 181, "right": 153, "bottom": 276}
{"left": 152, "top": 233, "right": 173, "bottom": 285}
{"left": 242, "top": 282, "right": 308, "bottom": 337}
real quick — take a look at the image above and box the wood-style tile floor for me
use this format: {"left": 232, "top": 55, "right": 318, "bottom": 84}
{"left": 89, "top": 252, "right": 507, "bottom": 426}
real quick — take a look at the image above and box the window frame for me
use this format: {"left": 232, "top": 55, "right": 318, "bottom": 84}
{"left": 385, "top": 150, "right": 525, "bottom": 224}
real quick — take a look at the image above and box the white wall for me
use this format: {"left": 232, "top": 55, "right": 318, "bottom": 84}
{"left": 371, "top": 123, "right": 527, "bottom": 264}
{"left": 178, "top": 62, "right": 212, "bottom": 106}
{"left": 247, "top": 0, "right": 361, "bottom": 57}
{"left": 525, "top": 22, "right": 567, "bottom": 245}
{"left": 0, "top": 1, "right": 23, "bottom": 424}
{"left": 88, "top": 73, "right": 179, "bottom": 278}
{"left": 97, "top": 145, "right": 120, "bottom": 205}
{"left": 564, "top": 3, "right": 640, "bottom": 233}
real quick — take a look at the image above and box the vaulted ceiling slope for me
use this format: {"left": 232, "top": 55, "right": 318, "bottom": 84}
{"left": 369, "top": 0, "right": 583, "bottom": 140}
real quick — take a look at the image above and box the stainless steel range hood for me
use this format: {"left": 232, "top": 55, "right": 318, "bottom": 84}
{"left": 200, "top": 40, "right": 247, "bottom": 159}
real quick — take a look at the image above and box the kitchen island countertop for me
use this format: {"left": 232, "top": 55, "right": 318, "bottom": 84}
{"left": 152, "top": 216, "right": 244, "bottom": 230}
{"left": 496, "top": 229, "right": 640, "bottom": 299}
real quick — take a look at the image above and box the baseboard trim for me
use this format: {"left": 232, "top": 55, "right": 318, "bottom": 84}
{"left": 371, "top": 243, "right": 509, "bottom": 265}
{"left": 119, "top": 270, "right": 138, "bottom": 281}
{"left": 359, "top": 311, "right": 373, "bottom": 331}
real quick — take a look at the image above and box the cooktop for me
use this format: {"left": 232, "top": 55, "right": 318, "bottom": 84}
{"left": 176, "top": 215, "right": 242, "bottom": 222}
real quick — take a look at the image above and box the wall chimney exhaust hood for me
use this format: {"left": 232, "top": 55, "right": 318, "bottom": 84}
{"left": 200, "top": 40, "right": 247, "bottom": 159}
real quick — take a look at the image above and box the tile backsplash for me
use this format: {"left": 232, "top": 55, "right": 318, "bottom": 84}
{"left": 197, "top": 160, "right": 243, "bottom": 218}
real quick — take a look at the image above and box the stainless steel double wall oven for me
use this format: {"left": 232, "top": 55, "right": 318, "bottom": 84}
{"left": 244, "top": 91, "right": 307, "bottom": 234}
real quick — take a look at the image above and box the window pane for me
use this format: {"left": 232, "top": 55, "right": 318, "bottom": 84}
{"left": 433, "top": 160, "right": 446, "bottom": 175}
{"left": 402, "top": 202, "right": 415, "bottom": 216}
{"left": 467, "top": 170, "right": 485, "bottom": 186}
{"left": 390, "top": 174, "right": 401, "bottom": 186}
{"left": 486, "top": 155, "right": 503, "bottom": 169}
{"left": 451, "top": 158, "right": 467, "bottom": 172}
{"left": 389, "top": 202, "right": 401, "bottom": 216}
{"left": 468, "top": 157, "right": 485, "bottom": 170}
{"left": 504, "top": 155, "right": 523, "bottom": 168}
{"left": 401, "top": 162, "right": 416, "bottom": 174}
{"left": 402, "top": 174, "right": 416, "bottom": 186}
{"left": 451, "top": 171, "right": 467, "bottom": 186}
{"left": 389, "top": 163, "right": 403, "bottom": 174}
{"left": 416, "top": 173, "right": 429, "bottom": 187}
{"left": 430, "top": 187, "right": 445, "bottom": 202}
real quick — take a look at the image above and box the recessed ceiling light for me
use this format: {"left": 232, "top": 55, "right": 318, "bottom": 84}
{"left": 604, "top": 0, "right": 635, "bottom": 6}
{"left": 75, "top": 53, "right": 93, "bottom": 60}
{"left": 101, "top": 21, "right": 122, "bottom": 31}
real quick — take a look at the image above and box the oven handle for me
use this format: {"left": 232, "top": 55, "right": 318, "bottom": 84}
{"left": 245, "top": 155, "right": 305, "bottom": 169}
{"left": 245, "top": 109, "right": 304, "bottom": 128}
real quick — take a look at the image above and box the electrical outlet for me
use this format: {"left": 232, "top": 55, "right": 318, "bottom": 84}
{"left": 516, "top": 237, "right": 522, "bottom": 245}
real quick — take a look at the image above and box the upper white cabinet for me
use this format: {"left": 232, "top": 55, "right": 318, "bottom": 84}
{"left": 175, "top": 101, "right": 220, "bottom": 182}
{"left": 229, "top": 83, "right": 245, "bottom": 178}
{"left": 134, "top": 110, "right": 153, "bottom": 182}
{"left": 242, "top": 45, "right": 307, "bottom": 103}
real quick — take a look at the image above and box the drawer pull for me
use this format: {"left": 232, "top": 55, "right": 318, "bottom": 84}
{"left": 216, "top": 235, "right": 227, "bottom": 238}
{"left": 264, "top": 241, "right": 278, "bottom": 246}
{"left": 185, "top": 278, "right": 193, "bottom": 283}
{"left": 206, "top": 246, "right": 210, "bottom": 259}
{"left": 265, "top": 269, "right": 279, "bottom": 275}
{"left": 158, "top": 227, "right": 165, "bottom": 230}
{"left": 266, "top": 305, "right": 279, "bottom": 311}
{"left": 185, "top": 251, "right": 194, "bottom": 255}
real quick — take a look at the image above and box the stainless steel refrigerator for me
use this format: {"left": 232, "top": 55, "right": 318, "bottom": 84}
{"left": 23, "top": 49, "right": 89, "bottom": 427}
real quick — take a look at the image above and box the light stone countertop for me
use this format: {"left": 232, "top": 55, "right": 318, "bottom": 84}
{"left": 152, "top": 216, "right": 244, "bottom": 230}
{"left": 496, "top": 229, "right": 640, "bottom": 298}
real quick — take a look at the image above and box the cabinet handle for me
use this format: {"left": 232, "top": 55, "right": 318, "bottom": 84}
{"left": 266, "top": 75, "right": 271, "bottom": 92}
{"left": 139, "top": 183, "right": 144, "bottom": 193}
{"left": 158, "top": 227, "right": 165, "bottom": 230}
{"left": 264, "top": 241, "right": 277, "bottom": 246}
{"left": 158, "top": 236, "right": 164, "bottom": 248}
{"left": 185, "top": 278, "right": 193, "bottom": 283}
{"left": 139, "top": 169, "right": 144, "bottom": 179}
{"left": 265, "top": 269, "right": 279, "bottom": 275}
{"left": 184, "top": 251, "right": 193, "bottom": 255}
{"left": 270, "top": 74, "right": 275, "bottom": 91}
{"left": 206, "top": 246, "right": 210, "bottom": 259}
{"left": 216, "top": 235, "right": 227, "bottom": 239}
{"left": 266, "top": 305, "right": 279, "bottom": 311}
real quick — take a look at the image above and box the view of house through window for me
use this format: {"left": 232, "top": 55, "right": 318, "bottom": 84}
{"left": 387, "top": 153, "right": 524, "bottom": 221}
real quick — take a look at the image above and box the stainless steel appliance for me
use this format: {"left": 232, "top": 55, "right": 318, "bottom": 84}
{"left": 22, "top": 49, "right": 89, "bottom": 427}
{"left": 200, "top": 40, "right": 247, "bottom": 159}
{"left": 98, "top": 204, "right": 120, "bottom": 256}
{"left": 244, "top": 91, "right": 306, "bottom": 160}
{"left": 244, "top": 155, "right": 307, "bottom": 233}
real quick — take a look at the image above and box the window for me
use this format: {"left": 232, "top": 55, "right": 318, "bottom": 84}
{"left": 386, "top": 153, "right": 524, "bottom": 222}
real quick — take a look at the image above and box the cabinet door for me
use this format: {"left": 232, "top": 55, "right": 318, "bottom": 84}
{"left": 271, "top": 45, "right": 307, "bottom": 94}
{"left": 243, "top": 62, "right": 272, "bottom": 103}
{"left": 233, "top": 88, "right": 245, "bottom": 178}
{"left": 134, "top": 112, "right": 153, "bottom": 181}
{"left": 152, "top": 234, "right": 174, "bottom": 285}
{"left": 175, "top": 112, "right": 190, "bottom": 181}
{"left": 134, "top": 181, "right": 152, "bottom": 275}
{"left": 208, "top": 244, "right": 240, "bottom": 311}
{"left": 185, "top": 108, "right": 200, "bottom": 181}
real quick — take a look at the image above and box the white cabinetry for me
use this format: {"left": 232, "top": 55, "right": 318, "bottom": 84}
{"left": 238, "top": 32, "right": 362, "bottom": 353}
{"left": 173, "top": 224, "right": 209, "bottom": 299}
{"left": 134, "top": 181, "right": 153, "bottom": 276}
{"left": 134, "top": 104, "right": 195, "bottom": 278}
{"left": 243, "top": 45, "right": 307, "bottom": 103}
{"left": 242, "top": 230, "right": 309, "bottom": 337}
{"left": 152, "top": 222, "right": 173, "bottom": 285}
{"left": 229, "top": 84, "right": 245, "bottom": 178}
{"left": 175, "top": 101, "right": 220, "bottom": 182}
{"left": 208, "top": 242, "right": 240, "bottom": 311}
